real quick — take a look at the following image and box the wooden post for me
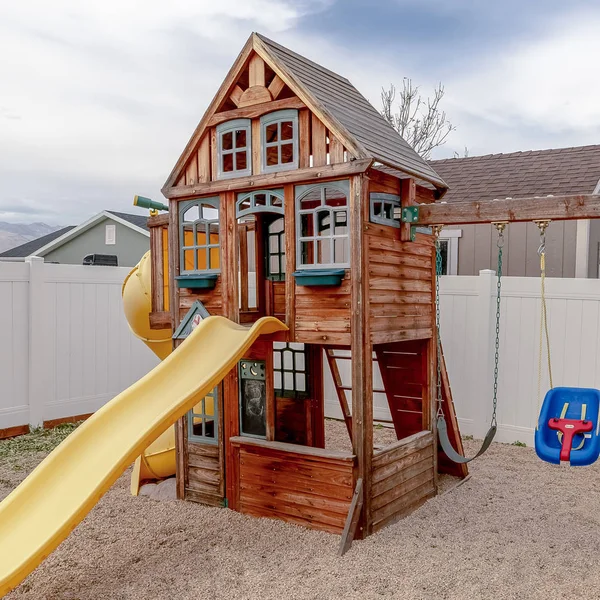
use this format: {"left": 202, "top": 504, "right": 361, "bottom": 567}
{"left": 350, "top": 174, "right": 373, "bottom": 538}
{"left": 338, "top": 478, "right": 363, "bottom": 556}
{"left": 221, "top": 191, "right": 239, "bottom": 322}
{"left": 400, "top": 178, "right": 416, "bottom": 242}
{"left": 284, "top": 184, "right": 296, "bottom": 337}
{"left": 220, "top": 190, "right": 240, "bottom": 508}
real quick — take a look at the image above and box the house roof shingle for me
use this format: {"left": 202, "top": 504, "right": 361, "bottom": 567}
{"left": 256, "top": 34, "right": 448, "bottom": 192}
{"left": 430, "top": 144, "right": 600, "bottom": 202}
{"left": 0, "top": 226, "right": 75, "bottom": 258}
{"left": 106, "top": 211, "right": 149, "bottom": 231}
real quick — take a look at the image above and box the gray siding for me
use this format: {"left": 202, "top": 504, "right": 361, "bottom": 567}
{"left": 456, "top": 221, "right": 577, "bottom": 277}
{"left": 43, "top": 219, "right": 149, "bottom": 267}
{"left": 588, "top": 220, "right": 600, "bottom": 278}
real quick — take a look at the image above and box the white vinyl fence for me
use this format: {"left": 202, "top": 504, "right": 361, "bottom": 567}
{"left": 3, "top": 259, "right": 600, "bottom": 447}
{"left": 0, "top": 259, "right": 159, "bottom": 430}
{"left": 325, "top": 270, "right": 600, "bottom": 447}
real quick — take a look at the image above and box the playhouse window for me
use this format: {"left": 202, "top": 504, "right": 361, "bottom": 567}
{"left": 236, "top": 189, "right": 284, "bottom": 218}
{"left": 266, "top": 217, "right": 285, "bottom": 281}
{"left": 273, "top": 342, "right": 309, "bottom": 399}
{"left": 179, "top": 197, "right": 220, "bottom": 274}
{"left": 216, "top": 119, "right": 251, "bottom": 179}
{"left": 370, "top": 193, "right": 400, "bottom": 228}
{"left": 296, "top": 181, "right": 350, "bottom": 269}
{"left": 261, "top": 110, "right": 298, "bottom": 173}
{"left": 188, "top": 387, "right": 218, "bottom": 444}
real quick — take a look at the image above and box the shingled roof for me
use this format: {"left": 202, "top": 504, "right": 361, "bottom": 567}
{"left": 430, "top": 144, "right": 600, "bottom": 202}
{"left": 256, "top": 34, "right": 447, "bottom": 192}
{"left": 0, "top": 226, "right": 75, "bottom": 258}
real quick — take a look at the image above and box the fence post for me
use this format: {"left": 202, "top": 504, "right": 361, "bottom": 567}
{"left": 474, "top": 269, "right": 496, "bottom": 438}
{"left": 26, "top": 257, "right": 46, "bottom": 428}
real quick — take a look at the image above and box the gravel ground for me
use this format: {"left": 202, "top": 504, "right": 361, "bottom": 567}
{"left": 3, "top": 421, "right": 600, "bottom": 600}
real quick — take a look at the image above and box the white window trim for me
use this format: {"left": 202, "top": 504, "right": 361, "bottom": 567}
{"left": 216, "top": 119, "right": 252, "bottom": 180}
{"left": 105, "top": 224, "right": 116, "bottom": 245}
{"left": 439, "top": 229, "right": 461, "bottom": 275}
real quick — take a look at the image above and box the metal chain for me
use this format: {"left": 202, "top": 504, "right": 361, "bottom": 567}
{"left": 491, "top": 223, "right": 506, "bottom": 428}
{"left": 433, "top": 225, "right": 444, "bottom": 418}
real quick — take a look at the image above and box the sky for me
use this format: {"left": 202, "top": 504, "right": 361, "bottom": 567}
{"left": 1, "top": 0, "right": 599, "bottom": 225}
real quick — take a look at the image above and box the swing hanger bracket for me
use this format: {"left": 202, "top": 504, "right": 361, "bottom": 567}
{"left": 431, "top": 224, "right": 444, "bottom": 238}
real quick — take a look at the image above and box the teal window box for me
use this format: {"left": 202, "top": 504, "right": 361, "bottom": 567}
{"left": 292, "top": 269, "right": 346, "bottom": 287}
{"left": 176, "top": 274, "right": 218, "bottom": 290}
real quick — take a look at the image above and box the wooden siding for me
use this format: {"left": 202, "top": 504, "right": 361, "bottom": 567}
{"left": 371, "top": 431, "right": 436, "bottom": 532}
{"left": 179, "top": 281, "right": 224, "bottom": 320}
{"left": 231, "top": 437, "right": 355, "bottom": 534}
{"left": 367, "top": 228, "right": 434, "bottom": 345}
{"left": 294, "top": 271, "right": 352, "bottom": 345}
{"left": 185, "top": 441, "right": 225, "bottom": 507}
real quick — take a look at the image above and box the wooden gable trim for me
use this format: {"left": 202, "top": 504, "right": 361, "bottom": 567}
{"left": 252, "top": 34, "right": 369, "bottom": 162}
{"left": 163, "top": 32, "right": 371, "bottom": 194}
{"left": 162, "top": 35, "right": 255, "bottom": 191}
{"left": 164, "top": 159, "right": 373, "bottom": 200}
{"left": 207, "top": 96, "right": 305, "bottom": 127}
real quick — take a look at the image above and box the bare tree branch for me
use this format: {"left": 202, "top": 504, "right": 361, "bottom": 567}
{"left": 381, "top": 79, "right": 456, "bottom": 159}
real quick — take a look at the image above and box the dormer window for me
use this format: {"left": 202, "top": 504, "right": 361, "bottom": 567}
{"left": 261, "top": 109, "right": 298, "bottom": 173}
{"left": 216, "top": 119, "right": 251, "bottom": 179}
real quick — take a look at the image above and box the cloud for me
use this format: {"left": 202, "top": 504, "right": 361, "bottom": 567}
{"left": 0, "top": 0, "right": 332, "bottom": 223}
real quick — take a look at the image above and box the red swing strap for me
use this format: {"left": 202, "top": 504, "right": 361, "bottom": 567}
{"left": 547, "top": 418, "right": 593, "bottom": 462}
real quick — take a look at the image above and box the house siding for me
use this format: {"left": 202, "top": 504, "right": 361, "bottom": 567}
{"left": 455, "top": 221, "right": 577, "bottom": 277}
{"left": 43, "top": 219, "right": 149, "bottom": 267}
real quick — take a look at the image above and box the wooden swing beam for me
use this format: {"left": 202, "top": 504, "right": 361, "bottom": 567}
{"left": 413, "top": 194, "right": 600, "bottom": 226}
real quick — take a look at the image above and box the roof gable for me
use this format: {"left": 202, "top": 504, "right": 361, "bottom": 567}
{"left": 28, "top": 211, "right": 149, "bottom": 257}
{"left": 163, "top": 33, "right": 447, "bottom": 193}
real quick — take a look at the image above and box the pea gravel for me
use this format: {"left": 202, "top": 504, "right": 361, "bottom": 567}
{"left": 2, "top": 420, "right": 600, "bottom": 600}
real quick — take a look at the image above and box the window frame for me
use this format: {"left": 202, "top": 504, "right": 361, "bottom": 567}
{"left": 187, "top": 386, "right": 219, "bottom": 445}
{"left": 260, "top": 109, "right": 299, "bottom": 173}
{"left": 295, "top": 180, "right": 350, "bottom": 270}
{"left": 236, "top": 189, "right": 285, "bottom": 218}
{"left": 370, "top": 192, "right": 401, "bottom": 228}
{"left": 438, "top": 229, "right": 461, "bottom": 275}
{"left": 216, "top": 119, "right": 252, "bottom": 179}
{"left": 265, "top": 216, "right": 285, "bottom": 282}
{"left": 273, "top": 342, "right": 309, "bottom": 400}
{"left": 179, "top": 197, "right": 221, "bottom": 275}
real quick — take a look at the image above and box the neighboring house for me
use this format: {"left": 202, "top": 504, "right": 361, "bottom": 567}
{"left": 430, "top": 145, "right": 600, "bottom": 277}
{"left": 0, "top": 211, "right": 150, "bottom": 267}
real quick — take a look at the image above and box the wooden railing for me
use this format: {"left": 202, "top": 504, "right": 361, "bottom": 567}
{"left": 147, "top": 213, "right": 171, "bottom": 329}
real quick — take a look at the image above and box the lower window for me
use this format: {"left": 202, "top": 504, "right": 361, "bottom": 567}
{"left": 187, "top": 387, "right": 218, "bottom": 444}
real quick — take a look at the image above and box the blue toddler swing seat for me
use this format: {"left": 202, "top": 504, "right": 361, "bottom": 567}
{"left": 533, "top": 221, "right": 600, "bottom": 466}
{"left": 535, "top": 388, "right": 600, "bottom": 466}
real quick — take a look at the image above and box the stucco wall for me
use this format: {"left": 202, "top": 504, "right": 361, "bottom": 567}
{"left": 455, "top": 220, "right": 577, "bottom": 277}
{"left": 43, "top": 218, "right": 149, "bottom": 267}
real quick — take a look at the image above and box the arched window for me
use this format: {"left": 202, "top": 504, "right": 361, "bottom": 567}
{"left": 179, "top": 197, "right": 220, "bottom": 274}
{"left": 261, "top": 109, "right": 298, "bottom": 173}
{"left": 370, "top": 193, "right": 400, "bottom": 228}
{"left": 216, "top": 119, "right": 251, "bottom": 179}
{"left": 236, "top": 189, "right": 284, "bottom": 218}
{"left": 295, "top": 181, "right": 350, "bottom": 269}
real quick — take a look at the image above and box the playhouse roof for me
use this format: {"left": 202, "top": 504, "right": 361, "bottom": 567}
{"left": 255, "top": 35, "right": 447, "bottom": 192}
{"left": 163, "top": 33, "right": 447, "bottom": 194}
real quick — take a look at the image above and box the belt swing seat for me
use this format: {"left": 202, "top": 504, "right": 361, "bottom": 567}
{"left": 433, "top": 223, "right": 507, "bottom": 464}
{"left": 532, "top": 221, "right": 600, "bottom": 467}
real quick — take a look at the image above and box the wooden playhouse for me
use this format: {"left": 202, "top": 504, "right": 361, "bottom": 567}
{"left": 145, "top": 33, "right": 466, "bottom": 544}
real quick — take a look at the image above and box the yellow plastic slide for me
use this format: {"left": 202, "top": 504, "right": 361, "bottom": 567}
{"left": 0, "top": 315, "right": 287, "bottom": 597}
{"left": 122, "top": 251, "right": 177, "bottom": 494}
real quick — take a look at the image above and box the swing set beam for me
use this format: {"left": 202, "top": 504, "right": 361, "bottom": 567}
{"left": 411, "top": 193, "right": 600, "bottom": 226}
